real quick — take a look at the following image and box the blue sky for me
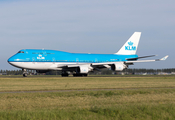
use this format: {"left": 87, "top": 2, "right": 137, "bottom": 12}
{"left": 0, "top": 0, "right": 175, "bottom": 70}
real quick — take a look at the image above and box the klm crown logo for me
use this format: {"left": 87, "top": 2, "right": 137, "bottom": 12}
{"left": 37, "top": 54, "right": 45, "bottom": 59}
{"left": 125, "top": 41, "right": 136, "bottom": 51}
{"left": 128, "top": 41, "right": 133, "bottom": 46}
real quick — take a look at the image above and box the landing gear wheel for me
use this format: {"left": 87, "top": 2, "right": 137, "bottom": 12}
{"left": 23, "top": 73, "right": 27, "bottom": 77}
{"left": 73, "top": 73, "right": 88, "bottom": 77}
{"left": 61, "top": 74, "right": 69, "bottom": 77}
{"left": 61, "top": 71, "right": 69, "bottom": 77}
{"left": 83, "top": 74, "right": 88, "bottom": 77}
{"left": 61, "top": 72, "right": 69, "bottom": 77}
{"left": 22, "top": 69, "right": 28, "bottom": 77}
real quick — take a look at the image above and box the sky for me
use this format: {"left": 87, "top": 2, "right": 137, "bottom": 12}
{"left": 0, "top": 0, "right": 175, "bottom": 70}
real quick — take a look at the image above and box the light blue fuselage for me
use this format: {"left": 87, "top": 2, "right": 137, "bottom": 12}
{"left": 8, "top": 49, "right": 138, "bottom": 63}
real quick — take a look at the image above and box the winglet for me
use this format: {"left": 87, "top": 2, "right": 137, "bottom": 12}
{"left": 160, "top": 55, "right": 169, "bottom": 61}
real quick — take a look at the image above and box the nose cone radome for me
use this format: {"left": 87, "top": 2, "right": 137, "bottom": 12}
{"left": 7, "top": 55, "right": 16, "bottom": 63}
{"left": 8, "top": 57, "right": 12, "bottom": 63}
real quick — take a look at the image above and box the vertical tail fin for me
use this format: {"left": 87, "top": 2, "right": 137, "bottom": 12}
{"left": 116, "top": 32, "right": 141, "bottom": 55}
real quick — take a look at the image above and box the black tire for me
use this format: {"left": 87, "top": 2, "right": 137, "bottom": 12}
{"left": 73, "top": 73, "right": 88, "bottom": 77}
{"left": 83, "top": 74, "right": 88, "bottom": 77}
{"left": 61, "top": 74, "right": 69, "bottom": 77}
{"left": 73, "top": 74, "right": 77, "bottom": 77}
{"left": 23, "top": 73, "right": 27, "bottom": 77}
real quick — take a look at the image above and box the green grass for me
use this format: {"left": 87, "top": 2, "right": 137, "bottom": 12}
{"left": 0, "top": 76, "right": 175, "bottom": 92}
{"left": 1, "top": 104, "right": 174, "bottom": 120}
{"left": 0, "top": 76, "right": 175, "bottom": 119}
{"left": 0, "top": 89, "right": 175, "bottom": 119}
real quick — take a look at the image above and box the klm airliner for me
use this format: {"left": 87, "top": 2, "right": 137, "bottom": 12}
{"left": 8, "top": 32, "right": 168, "bottom": 77}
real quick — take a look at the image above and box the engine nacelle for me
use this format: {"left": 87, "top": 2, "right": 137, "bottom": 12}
{"left": 76, "top": 66, "right": 93, "bottom": 74}
{"left": 111, "top": 63, "right": 126, "bottom": 71}
{"left": 36, "top": 70, "right": 50, "bottom": 73}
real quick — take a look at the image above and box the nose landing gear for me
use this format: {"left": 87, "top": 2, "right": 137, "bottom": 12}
{"left": 22, "top": 69, "right": 28, "bottom": 77}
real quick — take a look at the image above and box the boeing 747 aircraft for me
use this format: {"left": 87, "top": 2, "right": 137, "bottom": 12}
{"left": 8, "top": 32, "right": 168, "bottom": 77}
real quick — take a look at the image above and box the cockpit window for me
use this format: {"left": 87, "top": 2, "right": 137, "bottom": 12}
{"left": 18, "top": 51, "right": 24, "bottom": 53}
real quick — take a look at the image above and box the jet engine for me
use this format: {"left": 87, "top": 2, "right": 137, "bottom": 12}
{"left": 111, "top": 63, "right": 127, "bottom": 71}
{"left": 76, "top": 65, "right": 93, "bottom": 73}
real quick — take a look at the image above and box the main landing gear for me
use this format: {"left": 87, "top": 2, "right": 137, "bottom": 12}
{"left": 61, "top": 71, "right": 69, "bottom": 77}
{"left": 61, "top": 71, "right": 88, "bottom": 77}
{"left": 73, "top": 73, "right": 88, "bottom": 77}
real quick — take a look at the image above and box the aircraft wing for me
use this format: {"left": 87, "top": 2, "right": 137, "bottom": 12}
{"left": 126, "top": 55, "right": 157, "bottom": 61}
{"left": 91, "top": 55, "right": 169, "bottom": 66}
{"left": 54, "top": 55, "right": 168, "bottom": 71}
{"left": 125, "top": 55, "right": 169, "bottom": 63}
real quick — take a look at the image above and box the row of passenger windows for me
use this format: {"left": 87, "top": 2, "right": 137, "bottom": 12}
{"left": 54, "top": 60, "right": 119, "bottom": 62}
{"left": 15, "top": 59, "right": 120, "bottom": 62}
{"left": 32, "top": 53, "right": 55, "bottom": 54}
{"left": 18, "top": 51, "right": 55, "bottom": 54}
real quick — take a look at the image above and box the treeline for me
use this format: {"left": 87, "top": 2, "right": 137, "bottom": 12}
{"left": 0, "top": 70, "right": 23, "bottom": 75}
{"left": 125, "top": 68, "right": 175, "bottom": 73}
{"left": 92, "top": 68, "right": 175, "bottom": 75}
{"left": 1, "top": 68, "right": 175, "bottom": 75}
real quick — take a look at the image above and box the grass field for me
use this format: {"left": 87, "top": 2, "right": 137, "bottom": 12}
{"left": 0, "top": 75, "right": 175, "bottom": 120}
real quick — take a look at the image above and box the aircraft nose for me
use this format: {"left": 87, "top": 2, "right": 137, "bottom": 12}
{"left": 7, "top": 56, "right": 15, "bottom": 63}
